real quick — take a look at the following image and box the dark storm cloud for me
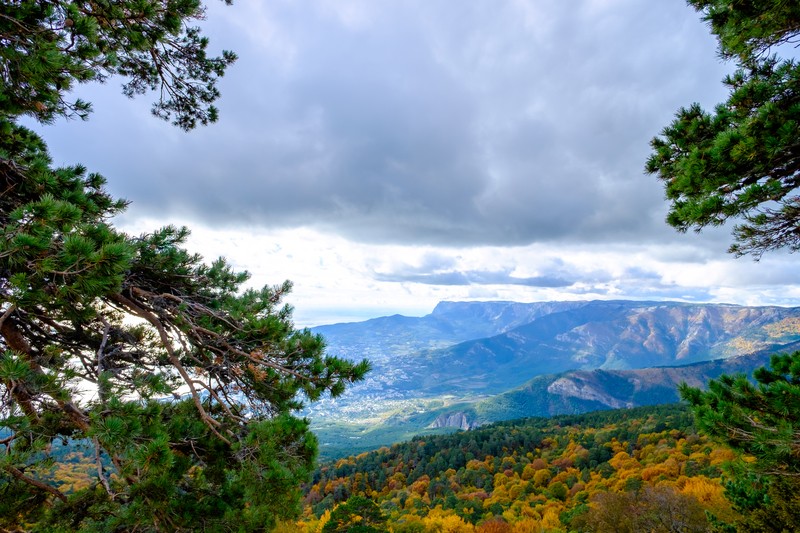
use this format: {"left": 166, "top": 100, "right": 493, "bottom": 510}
{"left": 38, "top": 0, "right": 734, "bottom": 248}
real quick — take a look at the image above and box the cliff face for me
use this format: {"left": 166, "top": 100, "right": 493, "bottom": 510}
{"left": 428, "top": 411, "right": 475, "bottom": 430}
{"left": 462, "top": 342, "right": 799, "bottom": 424}
{"left": 546, "top": 377, "right": 633, "bottom": 409}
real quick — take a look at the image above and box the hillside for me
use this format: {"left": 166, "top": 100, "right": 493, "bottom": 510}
{"left": 308, "top": 301, "right": 800, "bottom": 456}
{"left": 427, "top": 340, "right": 800, "bottom": 428}
{"left": 312, "top": 301, "right": 588, "bottom": 362}
{"left": 407, "top": 301, "right": 800, "bottom": 394}
{"left": 300, "top": 404, "right": 739, "bottom": 532}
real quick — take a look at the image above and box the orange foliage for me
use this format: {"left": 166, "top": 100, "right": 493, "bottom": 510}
{"left": 477, "top": 517, "right": 513, "bottom": 533}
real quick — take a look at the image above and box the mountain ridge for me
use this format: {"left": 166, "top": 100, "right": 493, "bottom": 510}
{"left": 308, "top": 300, "right": 800, "bottom": 456}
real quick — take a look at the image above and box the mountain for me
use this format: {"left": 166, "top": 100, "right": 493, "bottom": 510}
{"left": 312, "top": 300, "right": 588, "bottom": 362}
{"left": 430, "top": 340, "right": 800, "bottom": 427}
{"left": 308, "top": 300, "right": 800, "bottom": 456}
{"left": 402, "top": 300, "right": 800, "bottom": 395}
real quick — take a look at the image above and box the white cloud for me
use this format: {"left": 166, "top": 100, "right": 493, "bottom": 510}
{"left": 114, "top": 217, "right": 800, "bottom": 327}
{"left": 28, "top": 1, "right": 800, "bottom": 327}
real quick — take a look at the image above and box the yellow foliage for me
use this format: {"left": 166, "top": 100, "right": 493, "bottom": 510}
{"left": 608, "top": 451, "right": 638, "bottom": 471}
{"left": 641, "top": 464, "right": 671, "bottom": 482}
{"left": 423, "top": 508, "right": 475, "bottom": 533}
{"left": 539, "top": 507, "right": 562, "bottom": 531}
{"left": 494, "top": 473, "right": 512, "bottom": 488}
{"left": 410, "top": 476, "right": 430, "bottom": 496}
{"left": 507, "top": 482, "right": 524, "bottom": 501}
{"left": 550, "top": 467, "right": 579, "bottom": 485}
{"left": 301, "top": 409, "right": 742, "bottom": 533}
{"left": 404, "top": 494, "right": 421, "bottom": 510}
{"left": 708, "top": 448, "right": 736, "bottom": 466}
{"left": 335, "top": 458, "right": 354, "bottom": 469}
{"left": 511, "top": 517, "right": 542, "bottom": 533}
{"left": 485, "top": 485, "right": 511, "bottom": 508}
{"left": 467, "top": 459, "right": 486, "bottom": 471}
{"left": 272, "top": 520, "right": 307, "bottom": 533}
{"left": 315, "top": 509, "right": 331, "bottom": 533}
{"left": 521, "top": 464, "right": 536, "bottom": 481}
{"left": 532, "top": 469, "right": 551, "bottom": 487}
{"left": 662, "top": 457, "right": 680, "bottom": 477}
{"left": 763, "top": 317, "right": 800, "bottom": 337}
{"left": 679, "top": 476, "right": 726, "bottom": 506}
{"left": 607, "top": 438, "right": 626, "bottom": 454}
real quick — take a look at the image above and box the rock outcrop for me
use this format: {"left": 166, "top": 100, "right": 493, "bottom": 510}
{"left": 428, "top": 411, "right": 475, "bottom": 430}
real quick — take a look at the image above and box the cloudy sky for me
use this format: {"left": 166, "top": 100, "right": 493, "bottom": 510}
{"left": 31, "top": 0, "right": 800, "bottom": 326}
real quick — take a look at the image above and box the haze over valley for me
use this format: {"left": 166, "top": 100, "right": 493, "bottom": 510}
{"left": 305, "top": 299, "right": 800, "bottom": 456}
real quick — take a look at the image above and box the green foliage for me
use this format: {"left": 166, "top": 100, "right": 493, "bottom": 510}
{"left": 658, "top": 4, "right": 800, "bottom": 528}
{"left": 680, "top": 352, "right": 800, "bottom": 531}
{"left": 647, "top": 2, "right": 800, "bottom": 257}
{"left": 0, "top": 0, "right": 237, "bottom": 129}
{"left": 0, "top": 2, "right": 370, "bottom": 531}
{"left": 726, "top": 475, "right": 800, "bottom": 533}
{"left": 679, "top": 351, "right": 800, "bottom": 476}
{"left": 301, "top": 405, "right": 735, "bottom": 532}
{"left": 687, "top": 0, "right": 800, "bottom": 62}
{"left": 323, "top": 496, "right": 387, "bottom": 533}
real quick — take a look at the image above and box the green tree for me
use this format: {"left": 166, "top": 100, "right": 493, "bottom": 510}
{"left": 322, "top": 496, "right": 387, "bottom": 533}
{"left": 684, "top": 1, "right": 800, "bottom": 62}
{"left": 680, "top": 352, "right": 800, "bottom": 531}
{"left": 646, "top": 1, "right": 800, "bottom": 258}
{"left": 679, "top": 352, "right": 800, "bottom": 477}
{"left": 1, "top": 0, "right": 237, "bottom": 129}
{"left": 651, "top": 4, "right": 800, "bottom": 528}
{"left": 0, "top": 1, "right": 370, "bottom": 531}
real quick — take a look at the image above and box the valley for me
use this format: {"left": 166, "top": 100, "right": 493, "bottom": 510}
{"left": 307, "top": 300, "right": 800, "bottom": 457}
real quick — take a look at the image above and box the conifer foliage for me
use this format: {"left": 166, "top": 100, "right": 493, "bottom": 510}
{"left": 652, "top": 3, "right": 800, "bottom": 529}
{"left": 1, "top": 0, "right": 238, "bottom": 129}
{"left": 0, "top": 1, "right": 370, "bottom": 530}
{"left": 646, "top": 1, "right": 800, "bottom": 258}
{"left": 680, "top": 352, "right": 800, "bottom": 477}
{"left": 679, "top": 353, "right": 800, "bottom": 532}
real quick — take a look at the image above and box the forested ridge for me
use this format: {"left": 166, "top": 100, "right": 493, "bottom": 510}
{"left": 298, "top": 405, "right": 737, "bottom": 532}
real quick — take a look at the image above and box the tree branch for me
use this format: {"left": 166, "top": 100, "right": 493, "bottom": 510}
{"left": 4, "top": 464, "right": 67, "bottom": 503}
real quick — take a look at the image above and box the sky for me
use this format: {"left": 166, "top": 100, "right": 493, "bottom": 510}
{"left": 30, "top": 0, "right": 800, "bottom": 327}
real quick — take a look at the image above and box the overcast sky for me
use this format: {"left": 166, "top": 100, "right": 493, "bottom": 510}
{"left": 31, "top": 0, "right": 800, "bottom": 326}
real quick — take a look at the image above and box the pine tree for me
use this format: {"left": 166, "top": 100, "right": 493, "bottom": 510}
{"left": 0, "top": 2, "right": 370, "bottom": 530}
{"left": 646, "top": 1, "right": 800, "bottom": 258}
{"left": 679, "top": 352, "right": 800, "bottom": 477}
{"left": 1, "top": 0, "right": 237, "bottom": 129}
{"left": 651, "top": 3, "right": 800, "bottom": 528}
{"left": 679, "top": 352, "right": 800, "bottom": 531}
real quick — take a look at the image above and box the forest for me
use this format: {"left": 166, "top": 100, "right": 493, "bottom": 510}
{"left": 3, "top": 0, "right": 800, "bottom": 531}
{"left": 293, "top": 405, "right": 741, "bottom": 532}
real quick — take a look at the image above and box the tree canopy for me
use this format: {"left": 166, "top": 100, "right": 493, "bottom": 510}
{"left": 0, "top": 1, "right": 370, "bottom": 530}
{"left": 680, "top": 351, "right": 800, "bottom": 477}
{"left": 679, "top": 351, "right": 800, "bottom": 532}
{"left": 655, "top": 3, "right": 800, "bottom": 529}
{"left": 1, "top": 0, "right": 237, "bottom": 129}
{"left": 646, "top": 1, "right": 800, "bottom": 258}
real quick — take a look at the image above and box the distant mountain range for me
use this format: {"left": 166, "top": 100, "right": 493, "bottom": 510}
{"left": 429, "top": 340, "right": 800, "bottom": 429}
{"left": 309, "top": 300, "right": 800, "bottom": 456}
